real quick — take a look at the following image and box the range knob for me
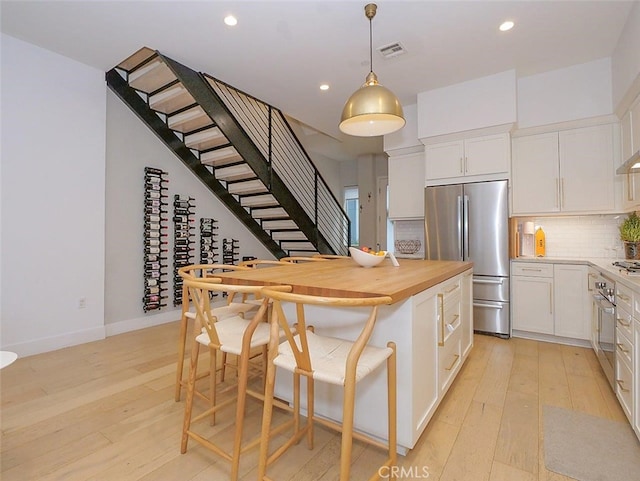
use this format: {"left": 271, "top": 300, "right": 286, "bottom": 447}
{"left": 605, "top": 287, "right": 615, "bottom": 297}
{"left": 595, "top": 281, "right": 606, "bottom": 289}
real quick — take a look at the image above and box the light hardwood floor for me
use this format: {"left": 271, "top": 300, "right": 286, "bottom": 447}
{"left": 0, "top": 322, "right": 626, "bottom": 481}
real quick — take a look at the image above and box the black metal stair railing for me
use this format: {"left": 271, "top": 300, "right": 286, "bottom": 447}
{"left": 205, "top": 75, "right": 350, "bottom": 256}
{"left": 107, "top": 49, "right": 350, "bottom": 258}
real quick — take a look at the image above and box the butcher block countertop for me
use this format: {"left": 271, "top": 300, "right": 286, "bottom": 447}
{"left": 216, "top": 258, "right": 472, "bottom": 303}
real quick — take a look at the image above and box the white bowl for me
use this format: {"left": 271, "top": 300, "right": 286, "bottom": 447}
{"left": 349, "top": 247, "right": 387, "bottom": 268}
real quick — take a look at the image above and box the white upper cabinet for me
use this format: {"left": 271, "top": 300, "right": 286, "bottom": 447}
{"left": 425, "top": 133, "right": 510, "bottom": 182}
{"left": 559, "top": 124, "right": 615, "bottom": 212}
{"left": 511, "top": 123, "right": 615, "bottom": 215}
{"left": 388, "top": 151, "right": 425, "bottom": 219}
{"left": 512, "top": 132, "right": 560, "bottom": 214}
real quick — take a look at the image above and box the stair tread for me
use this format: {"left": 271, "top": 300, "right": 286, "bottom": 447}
{"left": 129, "top": 58, "right": 176, "bottom": 93}
{"left": 168, "top": 106, "right": 212, "bottom": 133}
{"left": 185, "top": 127, "right": 228, "bottom": 151}
{"left": 149, "top": 84, "right": 196, "bottom": 114}
{"left": 228, "top": 179, "right": 268, "bottom": 195}
{"left": 201, "top": 147, "right": 242, "bottom": 167}
{"left": 118, "top": 47, "right": 156, "bottom": 72}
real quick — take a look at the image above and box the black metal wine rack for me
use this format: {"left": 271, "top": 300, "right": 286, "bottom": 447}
{"left": 223, "top": 238, "right": 239, "bottom": 265}
{"left": 200, "top": 218, "right": 219, "bottom": 265}
{"left": 143, "top": 167, "right": 169, "bottom": 312}
{"left": 173, "top": 195, "right": 195, "bottom": 306}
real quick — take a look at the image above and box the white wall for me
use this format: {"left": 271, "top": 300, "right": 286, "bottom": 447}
{"left": 1, "top": 34, "right": 106, "bottom": 356}
{"left": 383, "top": 103, "right": 420, "bottom": 152}
{"left": 417, "top": 70, "right": 517, "bottom": 138}
{"left": 517, "top": 58, "right": 613, "bottom": 128}
{"left": 104, "top": 91, "right": 273, "bottom": 334}
{"left": 612, "top": 1, "right": 640, "bottom": 110}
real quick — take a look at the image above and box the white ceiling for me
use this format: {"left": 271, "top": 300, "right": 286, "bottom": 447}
{"left": 1, "top": 1, "right": 636, "bottom": 160}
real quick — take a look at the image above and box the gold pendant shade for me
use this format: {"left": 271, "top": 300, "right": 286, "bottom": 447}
{"left": 339, "top": 4, "right": 405, "bottom": 137}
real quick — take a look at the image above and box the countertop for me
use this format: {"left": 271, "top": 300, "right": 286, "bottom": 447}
{"left": 216, "top": 258, "right": 473, "bottom": 304}
{"left": 511, "top": 256, "right": 640, "bottom": 290}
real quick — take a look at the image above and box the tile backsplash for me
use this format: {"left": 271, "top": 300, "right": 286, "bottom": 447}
{"left": 393, "top": 220, "right": 425, "bottom": 257}
{"left": 517, "top": 214, "right": 624, "bottom": 259}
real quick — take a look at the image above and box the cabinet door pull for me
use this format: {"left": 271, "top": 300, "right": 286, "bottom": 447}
{"left": 445, "top": 354, "right": 460, "bottom": 371}
{"left": 627, "top": 173, "right": 634, "bottom": 201}
{"left": 459, "top": 157, "right": 464, "bottom": 174}
{"left": 438, "top": 293, "right": 445, "bottom": 347}
{"left": 616, "top": 379, "right": 630, "bottom": 393}
{"left": 616, "top": 342, "right": 630, "bottom": 354}
{"left": 555, "top": 178, "right": 560, "bottom": 208}
{"left": 617, "top": 318, "right": 631, "bottom": 328}
{"left": 521, "top": 267, "right": 542, "bottom": 272}
{"left": 549, "top": 283, "right": 553, "bottom": 314}
{"left": 617, "top": 293, "right": 630, "bottom": 302}
{"left": 561, "top": 178, "right": 565, "bottom": 208}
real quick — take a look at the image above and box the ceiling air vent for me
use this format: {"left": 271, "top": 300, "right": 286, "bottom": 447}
{"left": 377, "top": 42, "right": 406, "bottom": 59}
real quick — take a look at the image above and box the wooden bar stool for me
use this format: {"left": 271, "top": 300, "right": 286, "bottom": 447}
{"left": 257, "top": 288, "right": 397, "bottom": 481}
{"left": 181, "top": 278, "right": 292, "bottom": 481}
{"left": 175, "top": 264, "right": 257, "bottom": 401}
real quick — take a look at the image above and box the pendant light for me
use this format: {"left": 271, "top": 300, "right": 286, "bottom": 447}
{"left": 339, "top": 3, "right": 405, "bottom": 137}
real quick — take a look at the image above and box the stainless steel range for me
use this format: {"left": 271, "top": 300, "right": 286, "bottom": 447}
{"left": 613, "top": 260, "right": 640, "bottom": 276}
{"left": 592, "top": 272, "right": 616, "bottom": 388}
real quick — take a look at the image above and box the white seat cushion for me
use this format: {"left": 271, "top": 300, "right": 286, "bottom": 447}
{"left": 273, "top": 331, "right": 393, "bottom": 385}
{"left": 195, "top": 316, "right": 273, "bottom": 355}
{"left": 184, "top": 302, "right": 257, "bottom": 320}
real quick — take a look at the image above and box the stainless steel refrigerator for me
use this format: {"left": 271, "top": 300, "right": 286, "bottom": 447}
{"left": 424, "top": 180, "right": 510, "bottom": 337}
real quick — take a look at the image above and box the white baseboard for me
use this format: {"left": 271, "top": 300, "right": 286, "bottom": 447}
{"left": 104, "top": 309, "right": 181, "bottom": 337}
{"left": 511, "top": 329, "right": 591, "bottom": 348}
{"left": 3, "top": 326, "right": 106, "bottom": 358}
{"left": 3, "top": 310, "right": 182, "bottom": 358}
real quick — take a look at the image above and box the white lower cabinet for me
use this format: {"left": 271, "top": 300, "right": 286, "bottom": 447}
{"left": 512, "top": 261, "right": 589, "bottom": 340}
{"left": 411, "top": 269, "right": 471, "bottom": 442}
{"left": 512, "top": 263, "right": 554, "bottom": 334}
{"left": 554, "top": 264, "right": 589, "bottom": 340}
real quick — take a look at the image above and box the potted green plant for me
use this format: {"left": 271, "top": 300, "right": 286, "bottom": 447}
{"left": 620, "top": 212, "right": 640, "bottom": 259}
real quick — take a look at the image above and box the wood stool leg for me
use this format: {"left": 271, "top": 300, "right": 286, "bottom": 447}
{"left": 307, "top": 376, "right": 314, "bottom": 449}
{"left": 230, "top": 349, "right": 251, "bottom": 481}
{"left": 175, "top": 313, "right": 189, "bottom": 401}
{"left": 388, "top": 342, "right": 397, "bottom": 478}
{"left": 339, "top": 375, "right": 357, "bottom": 481}
{"left": 257, "top": 353, "right": 278, "bottom": 480}
{"left": 220, "top": 352, "right": 227, "bottom": 382}
{"left": 209, "top": 346, "right": 217, "bottom": 425}
{"left": 181, "top": 340, "right": 200, "bottom": 453}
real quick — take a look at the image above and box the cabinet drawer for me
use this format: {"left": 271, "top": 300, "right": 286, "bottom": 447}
{"left": 438, "top": 327, "right": 462, "bottom": 392}
{"left": 616, "top": 327, "right": 633, "bottom": 367}
{"left": 616, "top": 306, "right": 634, "bottom": 342}
{"left": 616, "top": 283, "right": 633, "bottom": 315}
{"left": 615, "top": 356, "right": 633, "bottom": 422}
{"left": 512, "top": 262, "right": 553, "bottom": 277}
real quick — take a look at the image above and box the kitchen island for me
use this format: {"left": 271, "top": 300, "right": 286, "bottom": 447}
{"left": 217, "top": 257, "right": 473, "bottom": 453}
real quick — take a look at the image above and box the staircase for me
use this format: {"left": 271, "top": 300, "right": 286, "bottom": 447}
{"left": 106, "top": 47, "right": 350, "bottom": 258}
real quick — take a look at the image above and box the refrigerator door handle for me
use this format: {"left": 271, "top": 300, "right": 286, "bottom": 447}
{"left": 457, "top": 195, "right": 463, "bottom": 260}
{"left": 463, "top": 195, "right": 470, "bottom": 260}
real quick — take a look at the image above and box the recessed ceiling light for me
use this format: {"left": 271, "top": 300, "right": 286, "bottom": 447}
{"left": 224, "top": 15, "right": 238, "bottom": 27}
{"left": 320, "top": 84, "right": 330, "bottom": 91}
{"left": 499, "top": 20, "right": 514, "bottom": 32}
